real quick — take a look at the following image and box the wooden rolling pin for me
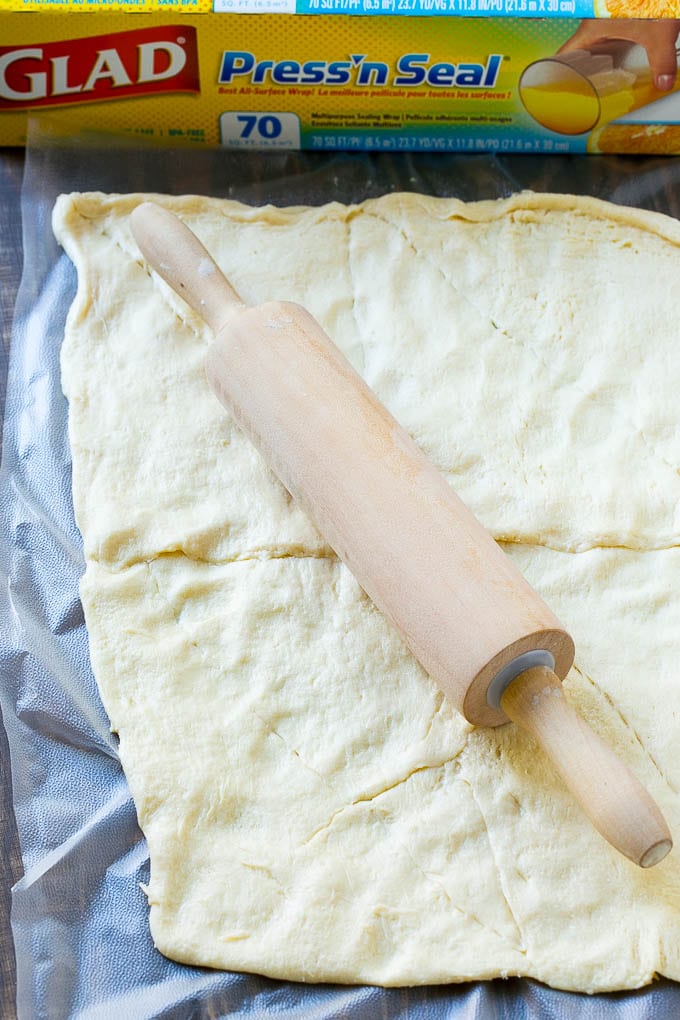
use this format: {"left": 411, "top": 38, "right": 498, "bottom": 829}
{"left": 131, "top": 201, "right": 672, "bottom": 869}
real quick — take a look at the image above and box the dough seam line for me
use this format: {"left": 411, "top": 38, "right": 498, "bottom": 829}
{"left": 366, "top": 788, "right": 526, "bottom": 955}
{"left": 360, "top": 208, "right": 552, "bottom": 379}
{"left": 574, "top": 664, "right": 680, "bottom": 797}
{"left": 369, "top": 207, "right": 680, "bottom": 494}
{"left": 301, "top": 752, "right": 468, "bottom": 848}
{"left": 462, "top": 776, "right": 528, "bottom": 956}
{"left": 85, "top": 538, "right": 680, "bottom": 575}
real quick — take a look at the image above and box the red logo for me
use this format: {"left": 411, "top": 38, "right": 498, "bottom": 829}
{"left": 0, "top": 26, "right": 199, "bottom": 110}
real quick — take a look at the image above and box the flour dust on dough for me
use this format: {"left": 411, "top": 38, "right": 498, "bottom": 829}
{"left": 54, "top": 190, "right": 680, "bottom": 992}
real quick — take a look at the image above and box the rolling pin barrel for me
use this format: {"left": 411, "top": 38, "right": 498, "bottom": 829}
{"left": 205, "top": 297, "right": 574, "bottom": 729}
{"left": 130, "top": 201, "right": 672, "bottom": 868}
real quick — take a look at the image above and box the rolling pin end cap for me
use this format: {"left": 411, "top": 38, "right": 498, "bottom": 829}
{"left": 486, "top": 649, "right": 556, "bottom": 712}
{"left": 462, "top": 629, "right": 575, "bottom": 728}
{"left": 640, "top": 837, "right": 672, "bottom": 869}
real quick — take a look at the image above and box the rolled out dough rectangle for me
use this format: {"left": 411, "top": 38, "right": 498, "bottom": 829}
{"left": 54, "top": 190, "right": 680, "bottom": 993}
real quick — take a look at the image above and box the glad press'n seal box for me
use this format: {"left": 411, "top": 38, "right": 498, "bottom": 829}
{"left": 2, "top": 2, "right": 680, "bottom": 153}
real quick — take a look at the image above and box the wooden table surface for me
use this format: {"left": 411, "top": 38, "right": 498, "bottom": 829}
{"left": 1, "top": 147, "right": 25, "bottom": 1020}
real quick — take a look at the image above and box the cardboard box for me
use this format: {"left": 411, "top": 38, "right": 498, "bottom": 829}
{"left": 2, "top": 2, "right": 680, "bottom": 153}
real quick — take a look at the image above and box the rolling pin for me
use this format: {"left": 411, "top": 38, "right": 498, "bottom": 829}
{"left": 131, "top": 201, "right": 672, "bottom": 869}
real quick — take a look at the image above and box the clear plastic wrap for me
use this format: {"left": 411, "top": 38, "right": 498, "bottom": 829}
{"left": 2, "top": 127, "right": 680, "bottom": 1018}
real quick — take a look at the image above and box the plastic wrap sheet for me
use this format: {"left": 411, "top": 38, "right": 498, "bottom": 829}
{"left": 3, "top": 128, "right": 680, "bottom": 1019}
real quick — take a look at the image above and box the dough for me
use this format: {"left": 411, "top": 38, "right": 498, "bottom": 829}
{"left": 53, "top": 190, "right": 680, "bottom": 992}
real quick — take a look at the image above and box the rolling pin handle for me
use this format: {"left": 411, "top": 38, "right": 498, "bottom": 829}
{"left": 500, "top": 666, "right": 673, "bottom": 868}
{"left": 130, "top": 202, "right": 245, "bottom": 334}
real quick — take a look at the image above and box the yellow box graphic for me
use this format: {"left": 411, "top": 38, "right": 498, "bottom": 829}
{"left": 2, "top": 12, "right": 680, "bottom": 152}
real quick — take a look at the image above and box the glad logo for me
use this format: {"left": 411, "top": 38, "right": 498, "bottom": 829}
{"left": 0, "top": 26, "right": 199, "bottom": 109}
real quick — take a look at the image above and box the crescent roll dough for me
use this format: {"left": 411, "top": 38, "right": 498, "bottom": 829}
{"left": 54, "top": 190, "right": 680, "bottom": 992}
